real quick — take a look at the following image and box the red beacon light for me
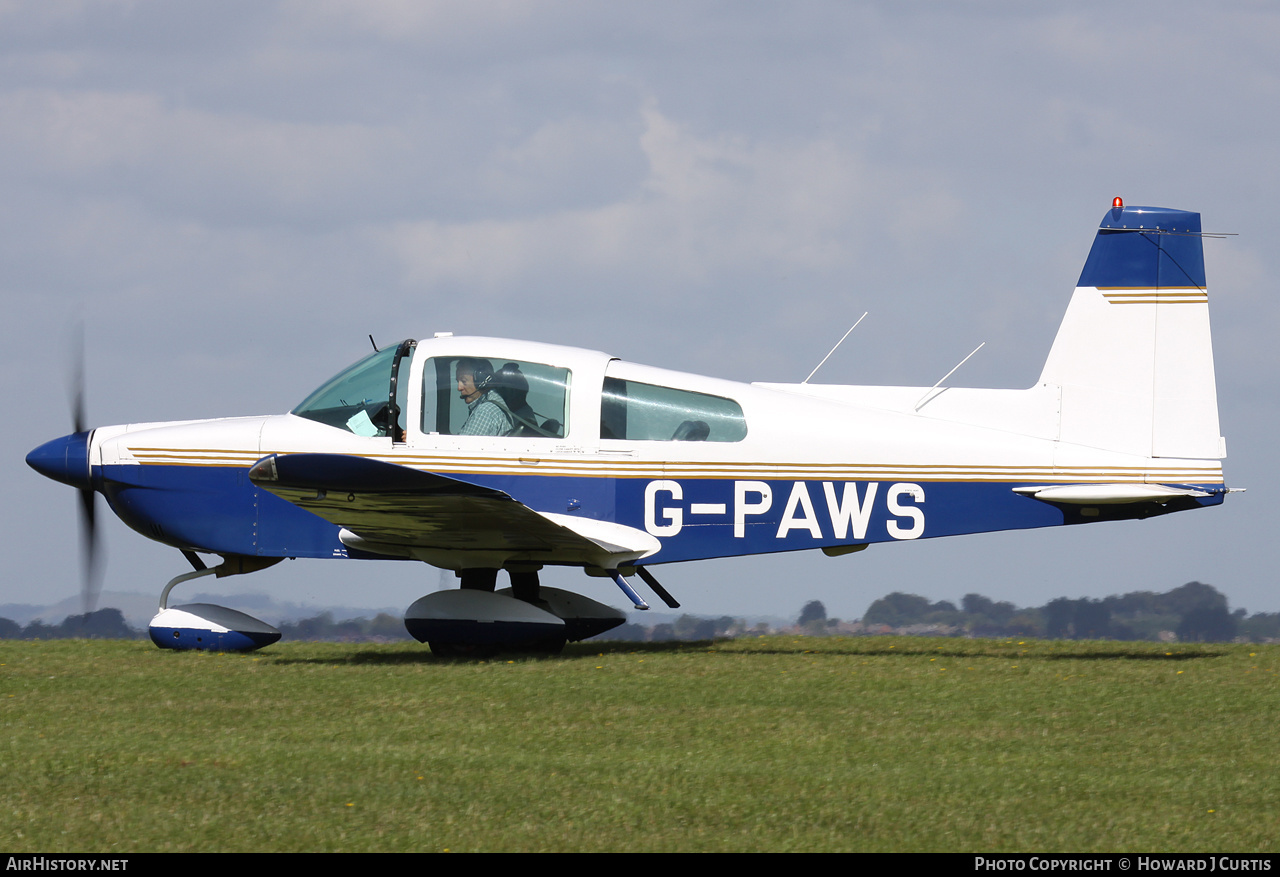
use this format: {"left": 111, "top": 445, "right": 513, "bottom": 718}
{"left": 1113, "top": 196, "right": 1124, "bottom": 208}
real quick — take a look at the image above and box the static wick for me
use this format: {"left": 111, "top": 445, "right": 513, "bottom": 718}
{"left": 914, "top": 341, "right": 985, "bottom": 412}
{"left": 803, "top": 312, "right": 868, "bottom": 384}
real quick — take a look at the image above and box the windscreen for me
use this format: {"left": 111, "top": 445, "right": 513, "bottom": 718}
{"left": 292, "top": 345, "right": 400, "bottom": 437}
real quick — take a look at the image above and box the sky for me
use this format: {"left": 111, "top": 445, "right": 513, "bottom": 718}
{"left": 4, "top": 1, "right": 1278, "bottom": 623}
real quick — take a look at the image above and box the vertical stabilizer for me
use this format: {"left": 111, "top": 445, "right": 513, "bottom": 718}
{"left": 1038, "top": 203, "right": 1222, "bottom": 459}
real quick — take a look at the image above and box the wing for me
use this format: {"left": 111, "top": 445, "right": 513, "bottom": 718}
{"left": 247, "top": 453, "right": 659, "bottom": 568}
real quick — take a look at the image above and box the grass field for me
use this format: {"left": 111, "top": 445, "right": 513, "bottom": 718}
{"left": 2, "top": 636, "right": 1277, "bottom": 852}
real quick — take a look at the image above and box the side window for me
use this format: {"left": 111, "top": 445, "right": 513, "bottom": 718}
{"left": 421, "top": 357, "right": 570, "bottom": 438}
{"left": 600, "top": 378, "right": 747, "bottom": 442}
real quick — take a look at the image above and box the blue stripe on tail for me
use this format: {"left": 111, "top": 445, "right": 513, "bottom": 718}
{"left": 1077, "top": 206, "right": 1205, "bottom": 288}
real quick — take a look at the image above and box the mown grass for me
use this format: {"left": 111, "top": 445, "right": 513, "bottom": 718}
{"left": 2, "top": 636, "right": 1276, "bottom": 852}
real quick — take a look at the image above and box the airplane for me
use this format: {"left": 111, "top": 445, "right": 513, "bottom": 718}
{"left": 26, "top": 198, "right": 1234, "bottom": 655}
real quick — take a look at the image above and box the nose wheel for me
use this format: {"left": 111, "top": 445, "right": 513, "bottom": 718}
{"left": 147, "top": 554, "right": 283, "bottom": 651}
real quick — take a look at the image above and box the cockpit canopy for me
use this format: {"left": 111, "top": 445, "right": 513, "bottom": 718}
{"left": 292, "top": 337, "right": 747, "bottom": 443}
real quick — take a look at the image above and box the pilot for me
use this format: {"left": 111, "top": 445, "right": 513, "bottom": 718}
{"left": 456, "top": 358, "right": 514, "bottom": 436}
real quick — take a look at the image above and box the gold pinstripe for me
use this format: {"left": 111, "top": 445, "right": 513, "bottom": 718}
{"left": 124, "top": 448, "right": 1225, "bottom": 484}
{"left": 1096, "top": 287, "right": 1208, "bottom": 304}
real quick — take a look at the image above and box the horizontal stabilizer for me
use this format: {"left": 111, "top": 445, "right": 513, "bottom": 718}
{"left": 1013, "top": 484, "right": 1215, "bottom": 505}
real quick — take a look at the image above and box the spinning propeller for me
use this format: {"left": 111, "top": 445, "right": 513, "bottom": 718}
{"left": 25, "top": 330, "right": 105, "bottom": 618}
{"left": 71, "top": 337, "right": 103, "bottom": 616}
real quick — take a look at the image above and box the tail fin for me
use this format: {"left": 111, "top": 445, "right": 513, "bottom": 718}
{"left": 1038, "top": 202, "right": 1223, "bottom": 459}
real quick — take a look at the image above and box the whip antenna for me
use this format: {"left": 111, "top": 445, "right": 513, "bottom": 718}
{"left": 803, "top": 313, "right": 868, "bottom": 384}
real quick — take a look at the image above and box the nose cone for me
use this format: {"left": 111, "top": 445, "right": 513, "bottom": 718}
{"left": 27, "top": 431, "right": 92, "bottom": 490}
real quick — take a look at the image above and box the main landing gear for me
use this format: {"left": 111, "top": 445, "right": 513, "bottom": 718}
{"left": 405, "top": 567, "right": 633, "bottom": 658}
{"left": 405, "top": 565, "right": 682, "bottom": 658}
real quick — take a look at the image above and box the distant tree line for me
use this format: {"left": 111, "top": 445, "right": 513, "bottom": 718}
{"left": 607, "top": 614, "right": 764, "bottom": 642}
{"left": 0, "top": 609, "right": 415, "bottom": 642}
{"left": 860, "top": 581, "right": 1280, "bottom": 643}
{"left": 276, "top": 612, "right": 413, "bottom": 642}
{"left": 3, "top": 582, "right": 1276, "bottom": 644}
{"left": 0, "top": 608, "right": 142, "bottom": 640}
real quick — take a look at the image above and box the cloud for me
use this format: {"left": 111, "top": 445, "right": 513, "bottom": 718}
{"left": 385, "top": 100, "right": 961, "bottom": 302}
{"left": 281, "top": 0, "right": 545, "bottom": 42}
{"left": 0, "top": 88, "right": 419, "bottom": 225}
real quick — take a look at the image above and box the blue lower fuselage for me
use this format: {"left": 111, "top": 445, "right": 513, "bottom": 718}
{"left": 99, "top": 461, "right": 1225, "bottom": 566}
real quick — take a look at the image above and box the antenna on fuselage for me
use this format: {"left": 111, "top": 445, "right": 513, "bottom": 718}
{"left": 914, "top": 341, "right": 985, "bottom": 411}
{"left": 369, "top": 335, "right": 379, "bottom": 351}
{"left": 802, "top": 312, "right": 868, "bottom": 384}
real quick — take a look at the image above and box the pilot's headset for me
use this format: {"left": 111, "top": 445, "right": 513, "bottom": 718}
{"left": 458, "top": 357, "right": 495, "bottom": 390}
